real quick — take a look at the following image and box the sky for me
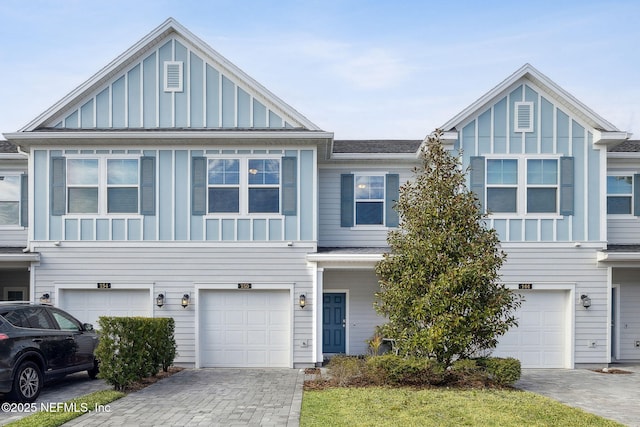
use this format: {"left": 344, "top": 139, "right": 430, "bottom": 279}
{"left": 1, "top": 0, "right": 639, "bottom": 141}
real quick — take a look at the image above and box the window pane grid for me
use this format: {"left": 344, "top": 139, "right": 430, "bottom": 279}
{"left": 607, "top": 176, "right": 633, "bottom": 214}
{"left": 354, "top": 175, "right": 385, "bottom": 225}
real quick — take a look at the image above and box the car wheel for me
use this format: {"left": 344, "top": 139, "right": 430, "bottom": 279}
{"left": 88, "top": 359, "right": 99, "bottom": 379}
{"left": 9, "top": 361, "right": 43, "bottom": 402}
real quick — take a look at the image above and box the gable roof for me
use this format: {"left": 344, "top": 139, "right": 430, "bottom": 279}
{"left": 15, "top": 18, "right": 323, "bottom": 134}
{"left": 440, "top": 64, "right": 625, "bottom": 138}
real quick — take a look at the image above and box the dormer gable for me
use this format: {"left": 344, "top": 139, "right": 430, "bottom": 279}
{"left": 18, "top": 18, "right": 321, "bottom": 133}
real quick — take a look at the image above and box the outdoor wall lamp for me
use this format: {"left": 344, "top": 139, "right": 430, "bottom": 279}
{"left": 181, "top": 294, "right": 190, "bottom": 308}
{"left": 156, "top": 293, "right": 165, "bottom": 308}
{"left": 299, "top": 294, "right": 306, "bottom": 309}
{"left": 581, "top": 294, "right": 591, "bottom": 309}
{"left": 40, "top": 293, "right": 50, "bottom": 304}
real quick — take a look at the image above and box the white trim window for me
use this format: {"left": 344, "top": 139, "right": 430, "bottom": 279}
{"left": 607, "top": 175, "right": 633, "bottom": 215}
{"left": 486, "top": 159, "right": 518, "bottom": 213}
{"left": 526, "top": 159, "right": 558, "bottom": 213}
{"left": 354, "top": 174, "right": 385, "bottom": 225}
{"left": 248, "top": 159, "right": 280, "bottom": 213}
{"left": 67, "top": 157, "right": 139, "bottom": 215}
{"left": 208, "top": 159, "right": 240, "bottom": 213}
{"left": 0, "top": 174, "right": 21, "bottom": 225}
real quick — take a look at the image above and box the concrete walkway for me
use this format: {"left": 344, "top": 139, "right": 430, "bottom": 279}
{"left": 63, "top": 368, "right": 304, "bottom": 427}
{"left": 516, "top": 365, "right": 640, "bottom": 426}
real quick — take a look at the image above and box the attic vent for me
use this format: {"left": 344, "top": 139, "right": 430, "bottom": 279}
{"left": 164, "top": 61, "right": 183, "bottom": 92}
{"left": 514, "top": 102, "right": 533, "bottom": 132}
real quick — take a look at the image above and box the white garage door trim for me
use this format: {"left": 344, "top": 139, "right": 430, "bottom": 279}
{"left": 495, "top": 283, "right": 575, "bottom": 368}
{"left": 55, "top": 283, "right": 153, "bottom": 328}
{"left": 195, "top": 283, "right": 294, "bottom": 368}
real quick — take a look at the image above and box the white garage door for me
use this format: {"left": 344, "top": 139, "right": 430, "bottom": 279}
{"left": 200, "top": 290, "right": 291, "bottom": 368}
{"left": 59, "top": 289, "right": 152, "bottom": 329}
{"left": 492, "top": 290, "right": 569, "bottom": 368}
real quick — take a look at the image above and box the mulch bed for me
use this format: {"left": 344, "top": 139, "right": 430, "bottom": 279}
{"left": 592, "top": 368, "right": 632, "bottom": 374}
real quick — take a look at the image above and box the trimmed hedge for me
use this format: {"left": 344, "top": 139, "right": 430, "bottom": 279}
{"left": 95, "top": 316, "right": 177, "bottom": 391}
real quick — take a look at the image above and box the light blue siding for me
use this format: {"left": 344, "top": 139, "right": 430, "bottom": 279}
{"left": 128, "top": 219, "right": 141, "bottom": 240}
{"left": 112, "top": 219, "right": 125, "bottom": 240}
{"left": 493, "top": 97, "right": 507, "bottom": 153}
{"left": 158, "top": 41, "right": 172, "bottom": 127}
{"left": 269, "top": 111, "right": 282, "bottom": 128}
{"left": 222, "top": 219, "right": 234, "bottom": 240}
{"left": 206, "top": 219, "right": 219, "bottom": 240}
{"left": 190, "top": 52, "right": 204, "bottom": 127}
{"left": 509, "top": 85, "right": 522, "bottom": 153}
{"left": 81, "top": 219, "right": 94, "bottom": 240}
{"left": 175, "top": 41, "right": 188, "bottom": 128}
{"left": 269, "top": 219, "right": 282, "bottom": 240}
{"left": 524, "top": 85, "right": 538, "bottom": 153}
{"left": 222, "top": 76, "right": 235, "bottom": 127}
{"left": 238, "top": 219, "right": 250, "bottom": 240}
{"left": 478, "top": 110, "right": 491, "bottom": 153}
{"left": 159, "top": 151, "right": 172, "bottom": 240}
{"left": 81, "top": 100, "right": 94, "bottom": 128}
{"left": 238, "top": 88, "right": 250, "bottom": 127}
{"left": 206, "top": 65, "right": 220, "bottom": 127}
{"left": 300, "top": 150, "right": 314, "bottom": 240}
{"left": 143, "top": 53, "right": 157, "bottom": 127}
{"left": 557, "top": 110, "right": 570, "bottom": 154}
{"left": 112, "top": 76, "right": 125, "bottom": 127}
{"left": 525, "top": 219, "right": 537, "bottom": 241}
{"left": 541, "top": 97, "right": 554, "bottom": 153}
{"left": 253, "top": 219, "right": 267, "bottom": 240}
{"left": 65, "top": 111, "right": 78, "bottom": 128}
{"left": 541, "top": 220, "right": 554, "bottom": 241}
{"left": 493, "top": 219, "right": 507, "bottom": 241}
{"left": 96, "top": 89, "right": 109, "bottom": 128}
{"left": 191, "top": 216, "right": 203, "bottom": 241}
{"left": 175, "top": 151, "right": 188, "bottom": 240}
{"left": 509, "top": 219, "right": 522, "bottom": 241}
{"left": 65, "top": 219, "right": 78, "bottom": 240}
{"left": 285, "top": 216, "right": 297, "bottom": 240}
{"left": 144, "top": 216, "right": 156, "bottom": 240}
{"left": 253, "top": 99, "right": 267, "bottom": 127}
{"left": 128, "top": 64, "right": 141, "bottom": 127}
{"left": 97, "top": 219, "right": 109, "bottom": 240}
{"left": 462, "top": 121, "right": 475, "bottom": 168}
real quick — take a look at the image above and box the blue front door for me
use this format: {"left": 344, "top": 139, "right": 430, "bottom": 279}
{"left": 323, "top": 293, "right": 346, "bottom": 353}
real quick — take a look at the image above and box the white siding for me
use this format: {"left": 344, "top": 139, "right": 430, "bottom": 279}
{"left": 500, "top": 246, "right": 608, "bottom": 365}
{"left": 323, "top": 269, "right": 385, "bottom": 355}
{"left": 608, "top": 218, "right": 640, "bottom": 244}
{"left": 32, "top": 243, "right": 315, "bottom": 367}
{"left": 0, "top": 229, "right": 27, "bottom": 247}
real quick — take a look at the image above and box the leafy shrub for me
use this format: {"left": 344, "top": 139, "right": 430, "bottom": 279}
{"left": 478, "top": 357, "right": 521, "bottom": 386}
{"left": 364, "top": 354, "right": 445, "bottom": 386}
{"left": 95, "top": 316, "right": 177, "bottom": 391}
{"left": 327, "top": 355, "right": 365, "bottom": 386}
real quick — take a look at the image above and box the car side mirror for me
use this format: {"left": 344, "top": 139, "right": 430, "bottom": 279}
{"left": 83, "top": 323, "right": 94, "bottom": 332}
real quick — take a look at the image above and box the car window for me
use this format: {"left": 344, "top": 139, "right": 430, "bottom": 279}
{"left": 22, "top": 307, "right": 57, "bottom": 329}
{"left": 51, "top": 310, "right": 81, "bottom": 331}
{"left": 1, "top": 310, "right": 30, "bottom": 328}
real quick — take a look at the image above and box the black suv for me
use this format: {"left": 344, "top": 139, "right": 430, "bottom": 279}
{"left": 0, "top": 303, "right": 99, "bottom": 402}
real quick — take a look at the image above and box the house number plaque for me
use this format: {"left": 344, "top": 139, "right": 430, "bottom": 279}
{"left": 518, "top": 283, "right": 533, "bottom": 290}
{"left": 238, "top": 283, "right": 252, "bottom": 289}
{"left": 97, "top": 283, "right": 112, "bottom": 289}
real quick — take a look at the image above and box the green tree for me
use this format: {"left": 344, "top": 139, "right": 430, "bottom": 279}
{"left": 374, "top": 130, "right": 520, "bottom": 366}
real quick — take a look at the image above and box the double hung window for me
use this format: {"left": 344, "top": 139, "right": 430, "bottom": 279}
{"left": 355, "top": 175, "right": 385, "bottom": 225}
{"left": 0, "top": 175, "right": 20, "bottom": 225}
{"left": 607, "top": 175, "right": 633, "bottom": 215}
{"left": 66, "top": 158, "right": 139, "bottom": 214}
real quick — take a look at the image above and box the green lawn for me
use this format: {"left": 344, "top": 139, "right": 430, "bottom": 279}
{"left": 301, "top": 387, "right": 623, "bottom": 427}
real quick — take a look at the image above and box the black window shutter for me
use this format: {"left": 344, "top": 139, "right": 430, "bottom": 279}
{"left": 385, "top": 174, "right": 399, "bottom": 227}
{"left": 50, "top": 157, "right": 66, "bottom": 216}
{"left": 281, "top": 156, "right": 297, "bottom": 216}
{"left": 140, "top": 157, "right": 156, "bottom": 215}
{"left": 560, "top": 156, "right": 574, "bottom": 216}
{"left": 469, "top": 156, "right": 485, "bottom": 211}
{"left": 340, "top": 174, "right": 354, "bottom": 227}
{"left": 192, "top": 157, "right": 207, "bottom": 215}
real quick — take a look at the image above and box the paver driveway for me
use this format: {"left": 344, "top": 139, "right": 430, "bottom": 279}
{"left": 63, "top": 368, "right": 303, "bottom": 427}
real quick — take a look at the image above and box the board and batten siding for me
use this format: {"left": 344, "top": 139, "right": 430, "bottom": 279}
{"left": 32, "top": 244, "right": 316, "bottom": 367}
{"left": 31, "top": 147, "right": 315, "bottom": 243}
{"left": 318, "top": 166, "right": 413, "bottom": 247}
{"left": 499, "top": 246, "right": 607, "bottom": 365}
{"left": 323, "top": 269, "right": 386, "bottom": 355}
{"left": 458, "top": 82, "right": 604, "bottom": 243}
{"left": 46, "top": 36, "right": 295, "bottom": 130}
